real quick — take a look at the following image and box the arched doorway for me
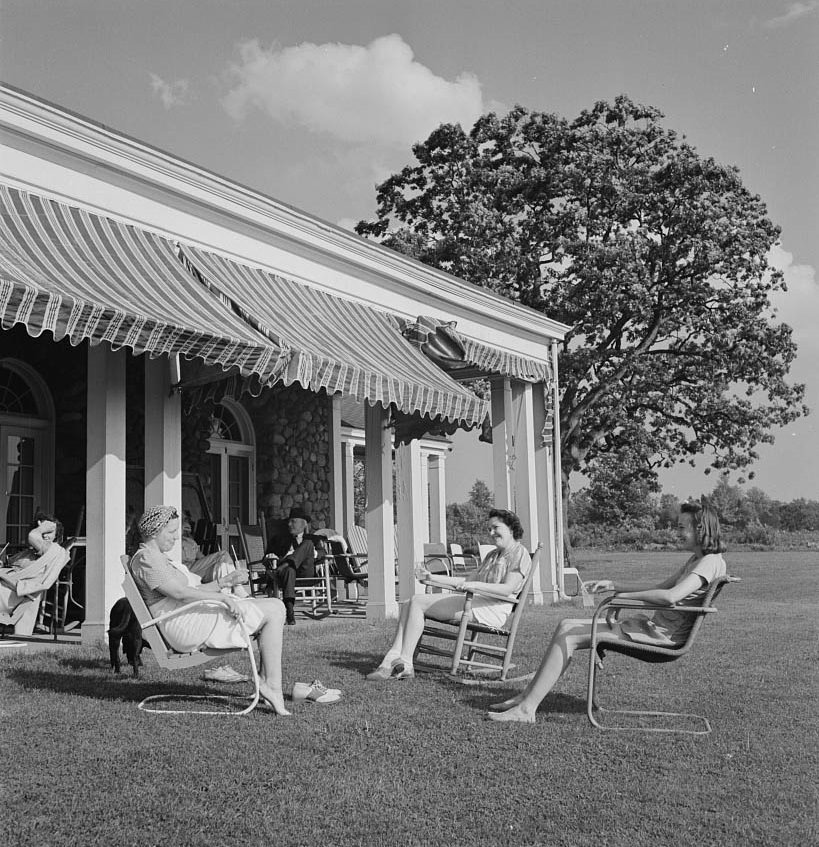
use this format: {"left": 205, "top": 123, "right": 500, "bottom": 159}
{"left": 0, "top": 359, "right": 55, "bottom": 551}
{"left": 206, "top": 399, "right": 256, "bottom": 554}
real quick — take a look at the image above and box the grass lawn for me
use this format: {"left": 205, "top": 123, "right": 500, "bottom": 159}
{"left": 1, "top": 551, "right": 816, "bottom": 847}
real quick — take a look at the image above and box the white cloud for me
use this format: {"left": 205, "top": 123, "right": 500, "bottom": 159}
{"left": 221, "top": 34, "right": 484, "bottom": 147}
{"left": 150, "top": 73, "right": 190, "bottom": 109}
{"left": 767, "top": 245, "right": 819, "bottom": 347}
{"left": 763, "top": 1, "right": 819, "bottom": 28}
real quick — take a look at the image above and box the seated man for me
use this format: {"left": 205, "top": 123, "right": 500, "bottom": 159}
{"left": 268, "top": 506, "right": 316, "bottom": 625}
{"left": 0, "top": 514, "right": 69, "bottom": 636}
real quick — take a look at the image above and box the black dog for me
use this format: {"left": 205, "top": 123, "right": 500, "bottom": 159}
{"left": 108, "top": 597, "right": 144, "bottom": 677}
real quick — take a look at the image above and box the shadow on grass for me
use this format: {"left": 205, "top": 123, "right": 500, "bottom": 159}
{"left": 451, "top": 683, "right": 587, "bottom": 715}
{"left": 5, "top": 665, "right": 255, "bottom": 706}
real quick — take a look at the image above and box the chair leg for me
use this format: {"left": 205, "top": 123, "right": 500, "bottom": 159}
{"left": 449, "top": 615, "right": 471, "bottom": 675}
{"left": 586, "top": 652, "right": 711, "bottom": 735}
{"left": 138, "top": 622, "right": 261, "bottom": 716}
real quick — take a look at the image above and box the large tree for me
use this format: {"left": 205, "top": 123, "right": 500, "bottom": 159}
{"left": 357, "top": 96, "right": 807, "bottom": 520}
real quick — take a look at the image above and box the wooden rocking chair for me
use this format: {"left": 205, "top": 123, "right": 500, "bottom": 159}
{"left": 414, "top": 544, "right": 541, "bottom": 681}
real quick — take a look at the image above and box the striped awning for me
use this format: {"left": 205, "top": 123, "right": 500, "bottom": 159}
{"left": 401, "top": 315, "right": 552, "bottom": 382}
{"left": 0, "top": 185, "right": 290, "bottom": 383}
{"left": 0, "top": 185, "right": 487, "bottom": 426}
{"left": 178, "top": 244, "right": 488, "bottom": 425}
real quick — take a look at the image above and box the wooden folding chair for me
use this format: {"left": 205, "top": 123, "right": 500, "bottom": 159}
{"left": 236, "top": 521, "right": 277, "bottom": 597}
{"left": 344, "top": 525, "right": 369, "bottom": 572}
{"left": 415, "top": 544, "right": 542, "bottom": 680}
{"left": 587, "top": 575, "right": 739, "bottom": 735}
{"left": 119, "top": 556, "right": 260, "bottom": 715}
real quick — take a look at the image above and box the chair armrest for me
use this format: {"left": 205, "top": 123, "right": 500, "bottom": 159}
{"left": 456, "top": 585, "right": 517, "bottom": 603}
{"left": 594, "top": 596, "right": 718, "bottom": 616}
{"left": 142, "top": 597, "right": 238, "bottom": 629}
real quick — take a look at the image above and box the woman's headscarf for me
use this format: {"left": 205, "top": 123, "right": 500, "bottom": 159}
{"left": 137, "top": 505, "right": 178, "bottom": 540}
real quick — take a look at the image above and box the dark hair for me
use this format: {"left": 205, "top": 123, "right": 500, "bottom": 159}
{"left": 681, "top": 497, "right": 725, "bottom": 554}
{"left": 30, "top": 511, "right": 64, "bottom": 545}
{"left": 488, "top": 508, "right": 524, "bottom": 540}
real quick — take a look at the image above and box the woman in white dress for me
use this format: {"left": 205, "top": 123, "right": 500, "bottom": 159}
{"left": 129, "top": 505, "right": 290, "bottom": 715}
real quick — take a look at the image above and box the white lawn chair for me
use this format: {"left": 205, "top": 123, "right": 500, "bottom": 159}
{"left": 119, "top": 556, "right": 260, "bottom": 715}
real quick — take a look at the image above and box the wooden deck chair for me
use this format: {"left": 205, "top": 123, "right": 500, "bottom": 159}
{"left": 236, "top": 521, "right": 277, "bottom": 597}
{"left": 448, "top": 543, "right": 479, "bottom": 574}
{"left": 587, "top": 575, "right": 739, "bottom": 735}
{"left": 119, "top": 556, "right": 260, "bottom": 715}
{"left": 312, "top": 530, "right": 367, "bottom": 602}
{"left": 345, "top": 525, "right": 369, "bottom": 572}
{"left": 414, "top": 544, "right": 542, "bottom": 680}
{"left": 293, "top": 549, "right": 335, "bottom": 617}
{"left": 477, "top": 544, "right": 495, "bottom": 564}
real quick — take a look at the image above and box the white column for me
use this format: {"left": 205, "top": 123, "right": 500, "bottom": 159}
{"left": 328, "top": 394, "right": 344, "bottom": 530}
{"left": 427, "top": 453, "right": 447, "bottom": 545}
{"left": 511, "top": 380, "right": 545, "bottom": 604}
{"left": 84, "top": 345, "right": 127, "bottom": 646}
{"left": 144, "top": 357, "right": 182, "bottom": 561}
{"left": 395, "top": 440, "right": 425, "bottom": 602}
{"left": 533, "top": 381, "right": 559, "bottom": 603}
{"left": 551, "top": 341, "right": 565, "bottom": 592}
{"left": 491, "top": 376, "right": 514, "bottom": 509}
{"left": 419, "top": 451, "right": 430, "bottom": 543}
{"left": 341, "top": 440, "right": 355, "bottom": 537}
{"left": 364, "top": 402, "right": 398, "bottom": 621}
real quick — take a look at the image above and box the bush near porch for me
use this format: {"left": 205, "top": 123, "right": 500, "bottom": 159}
{"left": 1, "top": 552, "right": 815, "bottom": 847}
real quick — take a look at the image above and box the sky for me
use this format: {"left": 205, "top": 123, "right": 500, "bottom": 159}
{"left": 2, "top": 0, "right": 817, "bottom": 503}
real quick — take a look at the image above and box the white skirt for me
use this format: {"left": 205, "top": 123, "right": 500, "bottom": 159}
{"left": 470, "top": 597, "right": 512, "bottom": 629}
{"left": 150, "top": 595, "right": 265, "bottom": 652}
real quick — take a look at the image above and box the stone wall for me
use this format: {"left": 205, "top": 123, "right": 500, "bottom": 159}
{"left": 180, "top": 382, "right": 332, "bottom": 530}
{"left": 245, "top": 384, "right": 331, "bottom": 528}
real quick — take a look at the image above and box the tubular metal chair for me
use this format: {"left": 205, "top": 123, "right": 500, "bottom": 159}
{"left": 448, "top": 543, "right": 479, "bottom": 574}
{"left": 414, "top": 544, "right": 542, "bottom": 680}
{"left": 119, "top": 555, "right": 260, "bottom": 715}
{"left": 587, "top": 575, "right": 739, "bottom": 735}
{"left": 41, "top": 535, "right": 85, "bottom": 639}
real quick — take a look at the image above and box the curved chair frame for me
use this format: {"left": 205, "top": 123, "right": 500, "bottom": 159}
{"left": 119, "top": 556, "right": 260, "bottom": 716}
{"left": 587, "top": 575, "right": 738, "bottom": 735}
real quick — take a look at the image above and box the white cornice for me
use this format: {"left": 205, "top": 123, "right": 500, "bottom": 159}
{"left": 0, "top": 84, "right": 569, "bottom": 351}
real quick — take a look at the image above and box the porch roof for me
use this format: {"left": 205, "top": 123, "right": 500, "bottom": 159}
{"left": 0, "top": 185, "right": 488, "bottom": 426}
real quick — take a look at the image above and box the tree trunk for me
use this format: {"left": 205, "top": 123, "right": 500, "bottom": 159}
{"left": 561, "top": 471, "right": 572, "bottom": 569}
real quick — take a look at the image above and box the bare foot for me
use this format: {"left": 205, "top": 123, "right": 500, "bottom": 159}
{"left": 259, "top": 682, "right": 291, "bottom": 716}
{"left": 486, "top": 704, "right": 536, "bottom": 724}
{"left": 488, "top": 695, "right": 524, "bottom": 712}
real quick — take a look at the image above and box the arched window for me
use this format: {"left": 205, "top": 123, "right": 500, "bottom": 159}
{"left": 0, "top": 359, "right": 55, "bottom": 549}
{"left": 206, "top": 399, "right": 256, "bottom": 552}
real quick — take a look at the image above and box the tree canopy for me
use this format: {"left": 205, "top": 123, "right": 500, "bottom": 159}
{"left": 357, "top": 96, "right": 807, "bottom": 498}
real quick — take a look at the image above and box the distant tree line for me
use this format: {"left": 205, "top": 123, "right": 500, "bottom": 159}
{"left": 447, "top": 476, "right": 819, "bottom": 552}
